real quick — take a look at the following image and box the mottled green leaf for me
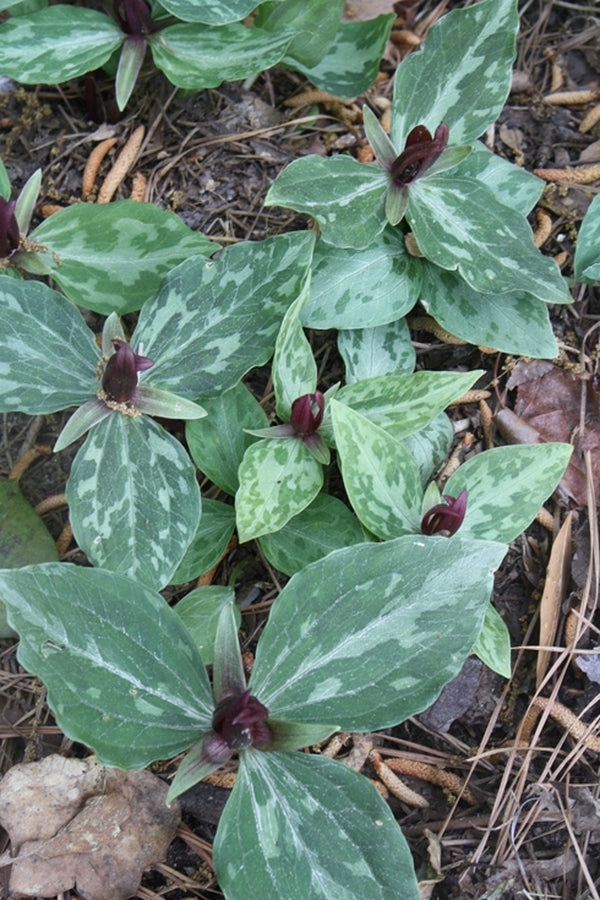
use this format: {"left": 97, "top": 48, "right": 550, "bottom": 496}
{"left": 236, "top": 438, "right": 323, "bottom": 543}
{"left": 115, "top": 35, "right": 146, "bottom": 111}
{"left": 133, "top": 231, "right": 315, "bottom": 398}
{"left": 150, "top": 21, "right": 294, "bottom": 89}
{"left": 473, "top": 602, "right": 511, "bottom": 678}
{"left": 331, "top": 400, "right": 422, "bottom": 538}
{"left": 0, "top": 276, "right": 98, "bottom": 413}
{"left": 574, "top": 194, "right": 600, "bottom": 283}
{"left": 265, "top": 156, "right": 387, "bottom": 250}
{"left": 338, "top": 318, "right": 416, "bottom": 383}
{"left": 67, "top": 414, "right": 201, "bottom": 590}
{"left": 23, "top": 201, "right": 212, "bottom": 315}
{"left": 186, "top": 383, "right": 268, "bottom": 496}
{"left": 0, "top": 7, "right": 123, "bottom": 84}
{"left": 421, "top": 263, "right": 558, "bottom": 357}
{"left": 0, "top": 564, "right": 212, "bottom": 767}
{"left": 174, "top": 585, "right": 239, "bottom": 666}
{"left": 302, "top": 227, "right": 422, "bottom": 329}
{"left": 259, "top": 492, "right": 370, "bottom": 576}
{"left": 250, "top": 536, "right": 506, "bottom": 727}
{"left": 290, "top": 14, "right": 394, "bottom": 99}
{"left": 171, "top": 499, "right": 236, "bottom": 585}
{"left": 272, "top": 287, "right": 316, "bottom": 421}
{"left": 214, "top": 750, "right": 419, "bottom": 900}
{"left": 407, "top": 176, "right": 570, "bottom": 306}
{"left": 0, "top": 159, "right": 10, "bottom": 199}
{"left": 401, "top": 413, "right": 453, "bottom": 488}
{"left": 452, "top": 141, "right": 543, "bottom": 215}
{"left": 444, "top": 443, "right": 573, "bottom": 544}
{"left": 258, "top": 0, "right": 343, "bottom": 68}
{"left": 391, "top": 0, "right": 518, "bottom": 147}
{"left": 160, "top": 0, "right": 258, "bottom": 24}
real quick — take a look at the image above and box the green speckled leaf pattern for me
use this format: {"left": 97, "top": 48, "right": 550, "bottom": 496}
{"left": 236, "top": 438, "right": 323, "bottom": 543}
{"left": 444, "top": 443, "right": 573, "bottom": 544}
{"left": 421, "top": 263, "right": 558, "bottom": 357}
{"left": 0, "top": 276, "right": 98, "bottom": 413}
{"left": 452, "top": 142, "right": 543, "bottom": 215}
{"left": 272, "top": 287, "right": 317, "bottom": 421}
{"left": 258, "top": 0, "right": 343, "bottom": 69}
{"left": 171, "top": 499, "right": 236, "bottom": 585}
{"left": 265, "top": 156, "right": 388, "bottom": 250}
{"left": 249, "top": 535, "right": 506, "bottom": 727}
{"left": 214, "top": 750, "right": 419, "bottom": 900}
{"left": 174, "top": 585, "right": 238, "bottom": 666}
{"left": 401, "top": 413, "right": 453, "bottom": 488}
{"left": 133, "top": 231, "right": 315, "bottom": 398}
{"left": 186, "top": 384, "right": 269, "bottom": 496}
{"left": 289, "top": 14, "right": 395, "bottom": 99}
{"left": 331, "top": 400, "right": 422, "bottom": 538}
{"left": 24, "top": 200, "right": 212, "bottom": 315}
{"left": 259, "top": 492, "right": 370, "bottom": 576}
{"left": 302, "top": 228, "right": 422, "bottom": 329}
{"left": 159, "top": 0, "right": 258, "bottom": 24}
{"left": 574, "top": 194, "right": 600, "bottom": 283}
{"left": 0, "top": 564, "right": 212, "bottom": 768}
{"left": 391, "top": 0, "right": 518, "bottom": 147}
{"left": 473, "top": 602, "right": 511, "bottom": 678}
{"left": 67, "top": 414, "right": 201, "bottom": 590}
{"left": 338, "top": 318, "right": 416, "bottom": 383}
{"left": 150, "top": 22, "right": 294, "bottom": 89}
{"left": 0, "top": 7, "right": 123, "bottom": 84}
{"left": 408, "top": 176, "right": 570, "bottom": 305}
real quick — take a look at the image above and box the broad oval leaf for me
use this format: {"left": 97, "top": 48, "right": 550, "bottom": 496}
{"left": 391, "top": 0, "right": 518, "bottom": 147}
{"left": 337, "top": 318, "right": 416, "bottom": 382}
{"left": 574, "top": 194, "right": 600, "bottom": 284}
{"left": 133, "top": 231, "right": 315, "bottom": 398}
{"left": 249, "top": 535, "right": 506, "bottom": 728}
{"left": 443, "top": 443, "right": 573, "bottom": 544}
{"left": 0, "top": 275, "right": 98, "bottom": 413}
{"left": 0, "top": 7, "right": 123, "bottom": 84}
{"left": 159, "top": 0, "right": 258, "bottom": 24}
{"left": 0, "top": 563, "right": 213, "bottom": 768}
{"left": 67, "top": 414, "right": 201, "bottom": 591}
{"left": 214, "top": 749, "right": 419, "bottom": 900}
{"left": 171, "top": 499, "right": 236, "bottom": 585}
{"left": 473, "top": 602, "right": 511, "bottom": 678}
{"left": 257, "top": 0, "right": 343, "bottom": 68}
{"left": 272, "top": 287, "right": 317, "bottom": 421}
{"left": 451, "top": 141, "right": 543, "bottom": 215}
{"left": 174, "top": 585, "right": 239, "bottom": 666}
{"left": 24, "top": 201, "right": 212, "bottom": 315}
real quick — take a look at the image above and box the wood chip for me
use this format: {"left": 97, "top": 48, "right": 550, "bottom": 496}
{"left": 97, "top": 125, "right": 145, "bottom": 204}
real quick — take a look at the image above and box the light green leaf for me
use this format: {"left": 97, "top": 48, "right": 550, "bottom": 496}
{"left": 263, "top": 720, "right": 338, "bottom": 752}
{"left": 0, "top": 0, "right": 48, "bottom": 12}
{"left": 407, "top": 176, "right": 570, "bottom": 306}
{"left": 133, "top": 231, "right": 315, "bottom": 398}
{"left": 54, "top": 399, "right": 112, "bottom": 453}
{"left": 265, "top": 156, "right": 388, "bottom": 250}
{"left": 302, "top": 227, "right": 422, "bottom": 329}
{"left": 401, "top": 413, "right": 453, "bottom": 488}
{"left": 0, "top": 159, "right": 10, "bottom": 198}
{"left": 289, "top": 14, "right": 395, "bottom": 99}
{"left": 272, "top": 285, "right": 316, "bottom": 421}
{"left": 257, "top": 0, "right": 343, "bottom": 68}
{"left": 150, "top": 22, "right": 294, "bottom": 89}
{"left": 171, "top": 499, "right": 236, "bottom": 585}
{"left": 444, "top": 443, "right": 573, "bottom": 544}
{"left": 391, "top": 0, "right": 518, "bottom": 147}
{"left": 421, "top": 263, "right": 558, "bottom": 357}
{"left": 336, "top": 370, "right": 479, "bottom": 440}
{"left": 24, "top": 200, "right": 212, "bottom": 315}
{"left": 14, "top": 167, "right": 42, "bottom": 233}
{"left": 174, "top": 584, "right": 239, "bottom": 666}
{"left": 473, "top": 602, "right": 511, "bottom": 678}
{"left": 575, "top": 194, "right": 600, "bottom": 283}
{"left": 362, "top": 105, "right": 396, "bottom": 168}
{"left": 214, "top": 750, "right": 419, "bottom": 900}
{"left": 186, "top": 383, "right": 268, "bottom": 496}
{"left": 160, "top": 0, "right": 258, "bottom": 24}
{"left": 0, "top": 7, "right": 123, "bottom": 84}
{"left": 259, "top": 492, "right": 370, "bottom": 576}
{"left": 451, "top": 141, "right": 543, "bottom": 215}
{"left": 67, "top": 414, "right": 201, "bottom": 591}
{"left": 331, "top": 400, "right": 423, "bottom": 538}
{"left": 167, "top": 736, "right": 221, "bottom": 803}
{"left": 250, "top": 536, "right": 506, "bottom": 728}
{"left": 0, "top": 564, "right": 213, "bottom": 768}
{"left": 236, "top": 438, "right": 323, "bottom": 543}
{"left": 115, "top": 35, "right": 147, "bottom": 111}
{"left": 135, "top": 385, "right": 207, "bottom": 420}
{"left": 338, "top": 318, "right": 416, "bottom": 383}
{"left": 0, "top": 276, "right": 98, "bottom": 413}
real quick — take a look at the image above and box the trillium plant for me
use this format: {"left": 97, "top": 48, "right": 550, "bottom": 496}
{"left": 0, "top": 0, "right": 394, "bottom": 110}
{"left": 266, "top": 0, "right": 572, "bottom": 360}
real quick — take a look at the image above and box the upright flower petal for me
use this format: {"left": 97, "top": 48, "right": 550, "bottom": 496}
{"left": 0, "top": 198, "right": 20, "bottom": 259}
{"left": 113, "top": 0, "right": 154, "bottom": 35}
{"left": 389, "top": 123, "right": 449, "bottom": 188}
{"left": 212, "top": 690, "right": 271, "bottom": 751}
{"left": 421, "top": 488, "right": 468, "bottom": 536}
{"left": 101, "top": 338, "right": 153, "bottom": 404}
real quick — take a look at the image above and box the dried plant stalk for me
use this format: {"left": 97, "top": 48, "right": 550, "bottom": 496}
{"left": 97, "top": 125, "right": 145, "bottom": 204}
{"left": 39, "top": 203, "right": 64, "bottom": 217}
{"left": 544, "top": 89, "right": 600, "bottom": 106}
{"left": 525, "top": 697, "right": 600, "bottom": 753}
{"left": 284, "top": 89, "right": 339, "bottom": 107}
{"left": 533, "top": 163, "right": 600, "bottom": 184}
{"left": 533, "top": 208, "right": 552, "bottom": 248}
{"left": 8, "top": 446, "right": 51, "bottom": 480}
{"left": 82, "top": 137, "right": 117, "bottom": 199}
{"left": 369, "top": 750, "right": 429, "bottom": 807}
{"left": 579, "top": 103, "right": 600, "bottom": 134}
{"left": 384, "top": 756, "right": 477, "bottom": 805}
{"left": 34, "top": 493, "right": 67, "bottom": 515}
{"left": 409, "top": 314, "right": 466, "bottom": 345}
{"left": 129, "top": 171, "right": 147, "bottom": 202}
{"left": 56, "top": 522, "right": 73, "bottom": 558}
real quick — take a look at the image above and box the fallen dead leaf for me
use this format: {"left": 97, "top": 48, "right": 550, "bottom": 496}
{"left": 0, "top": 755, "right": 180, "bottom": 900}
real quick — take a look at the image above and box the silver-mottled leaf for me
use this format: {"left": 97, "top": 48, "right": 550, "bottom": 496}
{"left": 171, "top": 499, "right": 236, "bottom": 585}
{"left": 401, "top": 413, "right": 453, "bottom": 488}
{"left": 272, "top": 285, "right": 317, "bottom": 421}
{"left": 473, "top": 602, "right": 511, "bottom": 678}
{"left": 258, "top": 0, "right": 343, "bottom": 68}
{"left": 338, "top": 318, "right": 416, "bottom": 383}
{"left": 159, "top": 0, "right": 258, "bottom": 24}
{"left": 451, "top": 141, "right": 543, "bottom": 215}
{"left": 574, "top": 194, "right": 600, "bottom": 284}
{"left": 174, "top": 585, "right": 239, "bottom": 666}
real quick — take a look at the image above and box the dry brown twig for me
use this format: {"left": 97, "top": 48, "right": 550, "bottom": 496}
{"left": 369, "top": 750, "right": 429, "bottom": 808}
{"left": 533, "top": 162, "right": 600, "bottom": 184}
{"left": 384, "top": 756, "right": 477, "bottom": 805}
{"left": 97, "top": 125, "right": 145, "bottom": 204}
{"left": 81, "top": 137, "right": 117, "bottom": 200}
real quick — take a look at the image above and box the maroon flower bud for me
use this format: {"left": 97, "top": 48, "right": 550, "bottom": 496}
{"left": 421, "top": 488, "right": 468, "bottom": 537}
{"left": 389, "top": 123, "right": 449, "bottom": 188}
{"left": 0, "top": 197, "right": 20, "bottom": 259}
{"left": 290, "top": 391, "right": 325, "bottom": 436}
{"left": 101, "top": 338, "right": 153, "bottom": 404}
{"left": 113, "top": 0, "right": 154, "bottom": 35}
{"left": 212, "top": 689, "right": 271, "bottom": 751}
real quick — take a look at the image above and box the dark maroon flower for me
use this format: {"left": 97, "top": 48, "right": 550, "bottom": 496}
{"left": 101, "top": 338, "right": 154, "bottom": 404}
{"left": 0, "top": 197, "right": 20, "bottom": 259}
{"left": 212, "top": 689, "right": 271, "bottom": 751}
{"left": 290, "top": 391, "right": 325, "bottom": 436}
{"left": 113, "top": 0, "right": 154, "bottom": 35}
{"left": 421, "top": 488, "right": 468, "bottom": 537}
{"left": 389, "top": 123, "right": 449, "bottom": 188}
